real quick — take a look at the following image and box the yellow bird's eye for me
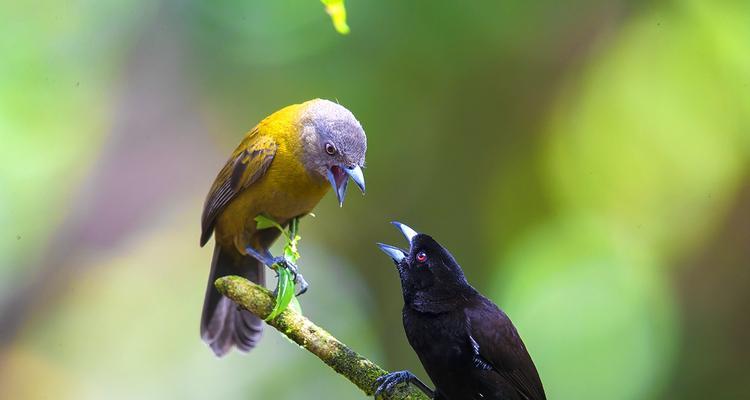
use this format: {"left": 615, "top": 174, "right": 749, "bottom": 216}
{"left": 325, "top": 142, "right": 337, "bottom": 155}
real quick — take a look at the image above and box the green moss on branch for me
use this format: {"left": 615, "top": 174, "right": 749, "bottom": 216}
{"left": 215, "top": 276, "right": 429, "bottom": 400}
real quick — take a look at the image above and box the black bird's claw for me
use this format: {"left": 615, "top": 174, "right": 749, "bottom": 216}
{"left": 374, "top": 370, "right": 434, "bottom": 399}
{"left": 245, "top": 247, "right": 309, "bottom": 296}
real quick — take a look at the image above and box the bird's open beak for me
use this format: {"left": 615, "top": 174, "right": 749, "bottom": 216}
{"left": 377, "top": 243, "right": 407, "bottom": 264}
{"left": 327, "top": 165, "right": 366, "bottom": 207}
{"left": 376, "top": 222, "right": 419, "bottom": 264}
{"left": 391, "top": 221, "right": 418, "bottom": 243}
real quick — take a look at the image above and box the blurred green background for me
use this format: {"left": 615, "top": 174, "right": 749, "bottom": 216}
{"left": 1, "top": 1, "right": 749, "bottom": 399}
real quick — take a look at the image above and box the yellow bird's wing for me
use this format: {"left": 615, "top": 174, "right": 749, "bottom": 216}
{"left": 200, "top": 128, "right": 277, "bottom": 246}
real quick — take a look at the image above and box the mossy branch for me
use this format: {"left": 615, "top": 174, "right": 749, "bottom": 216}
{"left": 215, "top": 276, "right": 429, "bottom": 400}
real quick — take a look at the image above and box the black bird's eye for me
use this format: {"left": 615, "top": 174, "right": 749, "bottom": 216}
{"left": 325, "top": 142, "right": 337, "bottom": 155}
{"left": 416, "top": 251, "right": 427, "bottom": 263}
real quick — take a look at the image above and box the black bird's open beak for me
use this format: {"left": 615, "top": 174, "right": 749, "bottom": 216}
{"left": 376, "top": 221, "right": 419, "bottom": 264}
{"left": 391, "top": 221, "right": 418, "bottom": 243}
{"left": 377, "top": 243, "right": 407, "bottom": 264}
{"left": 327, "top": 165, "right": 365, "bottom": 207}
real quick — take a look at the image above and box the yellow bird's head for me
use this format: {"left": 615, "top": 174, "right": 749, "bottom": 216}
{"left": 298, "top": 99, "right": 367, "bottom": 206}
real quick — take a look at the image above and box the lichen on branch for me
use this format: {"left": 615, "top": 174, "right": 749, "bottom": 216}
{"left": 214, "top": 276, "right": 429, "bottom": 399}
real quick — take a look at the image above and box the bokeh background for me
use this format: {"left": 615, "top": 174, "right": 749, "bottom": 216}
{"left": 2, "top": 1, "right": 749, "bottom": 399}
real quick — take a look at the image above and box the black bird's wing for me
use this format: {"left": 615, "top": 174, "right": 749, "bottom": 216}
{"left": 200, "top": 127, "right": 277, "bottom": 246}
{"left": 466, "top": 299, "right": 546, "bottom": 400}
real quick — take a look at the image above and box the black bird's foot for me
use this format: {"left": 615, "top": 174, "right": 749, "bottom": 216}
{"left": 245, "top": 247, "right": 309, "bottom": 296}
{"left": 374, "top": 370, "right": 434, "bottom": 399}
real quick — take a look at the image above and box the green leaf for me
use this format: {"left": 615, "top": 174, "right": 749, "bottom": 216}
{"left": 321, "top": 0, "right": 350, "bottom": 35}
{"left": 254, "top": 215, "right": 283, "bottom": 231}
{"left": 262, "top": 216, "right": 304, "bottom": 319}
{"left": 266, "top": 268, "right": 295, "bottom": 321}
{"left": 288, "top": 296, "right": 303, "bottom": 315}
{"left": 254, "top": 215, "right": 291, "bottom": 242}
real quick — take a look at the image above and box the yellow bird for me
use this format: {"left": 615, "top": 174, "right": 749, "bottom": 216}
{"left": 199, "top": 99, "right": 367, "bottom": 356}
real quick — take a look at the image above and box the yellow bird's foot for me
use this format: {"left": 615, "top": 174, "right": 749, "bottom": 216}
{"left": 245, "top": 247, "right": 309, "bottom": 296}
{"left": 271, "top": 257, "right": 308, "bottom": 296}
{"left": 293, "top": 271, "right": 309, "bottom": 296}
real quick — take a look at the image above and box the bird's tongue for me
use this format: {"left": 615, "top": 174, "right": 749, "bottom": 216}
{"left": 331, "top": 165, "right": 348, "bottom": 189}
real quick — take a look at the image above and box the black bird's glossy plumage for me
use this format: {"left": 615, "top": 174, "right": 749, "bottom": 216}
{"left": 377, "top": 224, "right": 545, "bottom": 400}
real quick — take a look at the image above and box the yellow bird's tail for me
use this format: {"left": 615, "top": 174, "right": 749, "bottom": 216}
{"left": 200, "top": 245, "right": 265, "bottom": 356}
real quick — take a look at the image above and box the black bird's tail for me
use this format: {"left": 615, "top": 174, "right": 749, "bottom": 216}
{"left": 200, "top": 245, "right": 265, "bottom": 356}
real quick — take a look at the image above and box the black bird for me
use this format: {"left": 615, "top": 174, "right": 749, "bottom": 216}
{"left": 375, "top": 222, "right": 546, "bottom": 400}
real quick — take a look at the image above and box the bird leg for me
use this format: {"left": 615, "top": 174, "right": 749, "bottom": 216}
{"left": 276, "top": 258, "right": 308, "bottom": 296}
{"left": 244, "top": 247, "right": 309, "bottom": 296}
{"left": 373, "top": 370, "right": 435, "bottom": 399}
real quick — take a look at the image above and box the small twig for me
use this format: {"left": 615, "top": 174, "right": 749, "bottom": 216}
{"left": 215, "top": 276, "right": 429, "bottom": 400}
